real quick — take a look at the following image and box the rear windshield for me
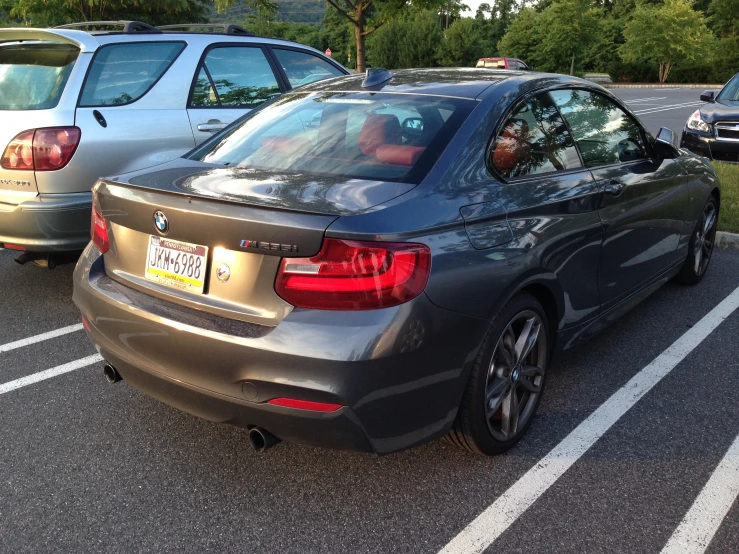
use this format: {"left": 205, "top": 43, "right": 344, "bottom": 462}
{"left": 190, "top": 91, "right": 474, "bottom": 184}
{"left": 0, "top": 42, "right": 79, "bottom": 110}
{"left": 79, "top": 41, "right": 185, "bottom": 107}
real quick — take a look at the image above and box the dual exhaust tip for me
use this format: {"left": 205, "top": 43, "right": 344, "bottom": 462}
{"left": 103, "top": 363, "right": 280, "bottom": 453}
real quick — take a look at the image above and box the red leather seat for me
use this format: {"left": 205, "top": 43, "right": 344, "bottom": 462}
{"left": 376, "top": 145, "right": 426, "bottom": 166}
{"left": 358, "top": 114, "right": 402, "bottom": 157}
{"left": 492, "top": 118, "right": 531, "bottom": 174}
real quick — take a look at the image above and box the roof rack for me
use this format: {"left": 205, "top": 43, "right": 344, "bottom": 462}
{"left": 53, "top": 21, "right": 162, "bottom": 34}
{"left": 157, "top": 24, "right": 254, "bottom": 36}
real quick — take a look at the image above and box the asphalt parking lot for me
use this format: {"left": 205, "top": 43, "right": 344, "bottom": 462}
{"left": 611, "top": 86, "right": 722, "bottom": 137}
{"left": 2, "top": 87, "right": 739, "bottom": 554}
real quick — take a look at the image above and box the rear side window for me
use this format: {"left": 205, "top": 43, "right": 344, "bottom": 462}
{"left": 190, "top": 46, "right": 280, "bottom": 108}
{"left": 271, "top": 48, "right": 344, "bottom": 88}
{"left": 79, "top": 42, "right": 185, "bottom": 107}
{"left": 550, "top": 89, "right": 648, "bottom": 167}
{"left": 490, "top": 93, "right": 581, "bottom": 179}
{"left": 0, "top": 43, "right": 79, "bottom": 110}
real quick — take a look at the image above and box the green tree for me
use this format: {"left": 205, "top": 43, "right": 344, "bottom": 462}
{"left": 537, "top": 0, "right": 601, "bottom": 74}
{"left": 620, "top": 0, "right": 713, "bottom": 82}
{"left": 497, "top": 7, "right": 542, "bottom": 65}
{"left": 368, "top": 8, "right": 443, "bottom": 68}
{"left": 436, "top": 16, "right": 484, "bottom": 66}
{"left": 320, "top": 0, "right": 445, "bottom": 73}
{"left": 1, "top": 0, "right": 210, "bottom": 26}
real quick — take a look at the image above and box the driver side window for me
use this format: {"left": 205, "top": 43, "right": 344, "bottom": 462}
{"left": 549, "top": 89, "right": 648, "bottom": 168}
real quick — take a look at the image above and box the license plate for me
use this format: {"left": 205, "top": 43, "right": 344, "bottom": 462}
{"left": 145, "top": 236, "right": 208, "bottom": 294}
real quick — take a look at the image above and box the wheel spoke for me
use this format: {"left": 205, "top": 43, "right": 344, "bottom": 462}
{"left": 499, "top": 389, "right": 513, "bottom": 439}
{"left": 694, "top": 247, "right": 702, "bottom": 274}
{"left": 518, "top": 365, "right": 542, "bottom": 393}
{"left": 509, "top": 388, "right": 520, "bottom": 435}
{"left": 514, "top": 318, "right": 540, "bottom": 364}
{"left": 486, "top": 379, "right": 509, "bottom": 414}
{"left": 703, "top": 208, "right": 716, "bottom": 236}
{"left": 703, "top": 240, "right": 713, "bottom": 257}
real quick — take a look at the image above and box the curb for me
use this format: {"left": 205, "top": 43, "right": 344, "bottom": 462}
{"left": 603, "top": 83, "right": 724, "bottom": 89}
{"left": 716, "top": 231, "right": 739, "bottom": 249}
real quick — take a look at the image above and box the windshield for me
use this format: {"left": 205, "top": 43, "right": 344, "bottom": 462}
{"left": 190, "top": 91, "right": 474, "bottom": 184}
{"left": 717, "top": 74, "right": 739, "bottom": 101}
{"left": 0, "top": 42, "right": 79, "bottom": 110}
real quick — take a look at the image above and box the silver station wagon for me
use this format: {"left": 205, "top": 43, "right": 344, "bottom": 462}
{"left": 0, "top": 21, "right": 347, "bottom": 266}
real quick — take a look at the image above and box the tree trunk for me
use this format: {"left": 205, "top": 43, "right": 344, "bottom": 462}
{"left": 570, "top": 53, "right": 575, "bottom": 76}
{"left": 663, "top": 60, "right": 673, "bottom": 83}
{"left": 658, "top": 62, "right": 665, "bottom": 83}
{"left": 355, "top": 5, "right": 367, "bottom": 73}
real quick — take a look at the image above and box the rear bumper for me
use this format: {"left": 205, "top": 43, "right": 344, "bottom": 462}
{"left": 0, "top": 192, "right": 92, "bottom": 252}
{"left": 73, "top": 245, "right": 488, "bottom": 454}
{"left": 681, "top": 127, "right": 739, "bottom": 163}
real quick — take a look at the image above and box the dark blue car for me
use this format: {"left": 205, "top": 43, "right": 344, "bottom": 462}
{"left": 73, "top": 68, "right": 721, "bottom": 455}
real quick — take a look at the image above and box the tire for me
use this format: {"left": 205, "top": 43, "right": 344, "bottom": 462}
{"left": 674, "top": 195, "right": 719, "bottom": 286}
{"left": 446, "top": 293, "right": 550, "bottom": 455}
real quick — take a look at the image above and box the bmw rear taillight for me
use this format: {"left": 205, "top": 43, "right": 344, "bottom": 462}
{"left": 91, "top": 204, "right": 109, "bottom": 254}
{"left": 275, "top": 238, "right": 431, "bottom": 310}
{"left": 1, "top": 127, "right": 81, "bottom": 171}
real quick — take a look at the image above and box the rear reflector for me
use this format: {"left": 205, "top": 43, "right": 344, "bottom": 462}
{"left": 2, "top": 243, "right": 26, "bottom": 251}
{"left": 91, "top": 205, "right": 109, "bottom": 254}
{"left": 275, "top": 238, "right": 431, "bottom": 310}
{"left": 81, "top": 315, "right": 91, "bottom": 331}
{"left": 1, "top": 127, "right": 81, "bottom": 171}
{"left": 267, "top": 398, "right": 343, "bottom": 412}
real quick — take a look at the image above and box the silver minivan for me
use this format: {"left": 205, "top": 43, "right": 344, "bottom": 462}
{"left": 0, "top": 22, "right": 347, "bottom": 264}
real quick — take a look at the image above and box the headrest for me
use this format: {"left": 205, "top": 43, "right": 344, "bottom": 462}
{"left": 376, "top": 145, "right": 426, "bottom": 166}
{"left": 358, "top": 114, "right": 402, "bottom": 157}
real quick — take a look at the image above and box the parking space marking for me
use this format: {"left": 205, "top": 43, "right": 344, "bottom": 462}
{"left": 633, "top": 102, "right": 703, "bottom": 115}
{"left": 438, "top": 285, "right": 739, "bottom": 554}
{"left": 0, "top": 323, "right": 84, "bottom": 354}
{"left": 0, "top": 354, "right": 102, "bottom": 395}
{"left": 625, "top": 97, "right": 667, "bottom": 104}
{"left": 660, "top": 432, "right": 739, "bottom": 554}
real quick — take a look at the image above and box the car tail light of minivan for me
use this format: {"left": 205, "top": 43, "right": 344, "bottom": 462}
{"left": 91, "top": 204, "right": 109, "bottom": 254}
{"left": 1, "top": 127, "right": 81, "bottom": 171}
{"left": 275, "top": 238, "right": 431, "bottom": 310}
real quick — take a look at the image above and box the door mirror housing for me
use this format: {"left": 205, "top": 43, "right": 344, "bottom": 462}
{"left": 655, "top": 127, "right": 680, "bottom": 158}
{"left": 700, "top": 90, "right": 715, "bottom": 103}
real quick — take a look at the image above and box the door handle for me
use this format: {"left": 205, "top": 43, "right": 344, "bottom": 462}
{"left": 197, "top": 119, "right": 227, "bottom": 133}
{"left": 603, "top": 180, "right": 624, "bottom": 196}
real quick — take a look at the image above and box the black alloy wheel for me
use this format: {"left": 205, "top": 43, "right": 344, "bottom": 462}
{"left": 675, "top": 196, "right": 719, "bottom": 285}
{"left": 447, "top": 293, "right": 550, "bottom": 455}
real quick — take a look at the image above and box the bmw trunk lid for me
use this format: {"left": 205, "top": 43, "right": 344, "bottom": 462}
{"left": 93, "top": 160, "right": 414, "bottom": 326}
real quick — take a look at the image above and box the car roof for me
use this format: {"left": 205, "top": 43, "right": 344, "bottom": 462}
{"left": 0, "top": 27, "right": 340, "bottom": 61}
{"left": 296, "top": 68, "right": 518, "bottom": 100}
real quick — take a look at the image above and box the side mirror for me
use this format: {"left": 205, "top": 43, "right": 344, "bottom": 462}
{"left": 700, "top": 90, "right": 715, "bottom": 103}
{"left": 655, "top": 127, "right": 680, "bottom": 158}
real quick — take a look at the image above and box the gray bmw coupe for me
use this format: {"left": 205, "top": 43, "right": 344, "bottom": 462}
{"left": 73, "top": 68, "right": 721, "bottom": 455}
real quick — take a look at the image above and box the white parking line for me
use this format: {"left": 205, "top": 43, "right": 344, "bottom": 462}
{"left": 633, "top": 102, "right": 703, "bottom": 115}
{"left": 660, "top": 432, "right": 739, "bottom": 554}
{"left": 0, "top": 323, "right": 84, "bottom": 354}
{"left": 438, "top": 285, "right": 739, "bottom": 554}
{"left": 0, "top": 354, "right": 102, "bottom": 395}
{"left": 626, "top": 97, "right": 667, "bottom": 103}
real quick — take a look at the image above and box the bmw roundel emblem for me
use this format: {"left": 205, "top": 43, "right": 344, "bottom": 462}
{"left": 153, "top": 210, "right": 168, "bottom": 234}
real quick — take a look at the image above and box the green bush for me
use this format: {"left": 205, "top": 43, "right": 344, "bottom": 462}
{"left": 607, "top": 60, "right": 659, "bottom": 82}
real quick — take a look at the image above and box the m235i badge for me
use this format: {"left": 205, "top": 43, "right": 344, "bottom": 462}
{"left": 240, "top": 240, "right": 299, "bottom": 253}
{"left": 0, "top": 179, "right": 31, "bottom": 188}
